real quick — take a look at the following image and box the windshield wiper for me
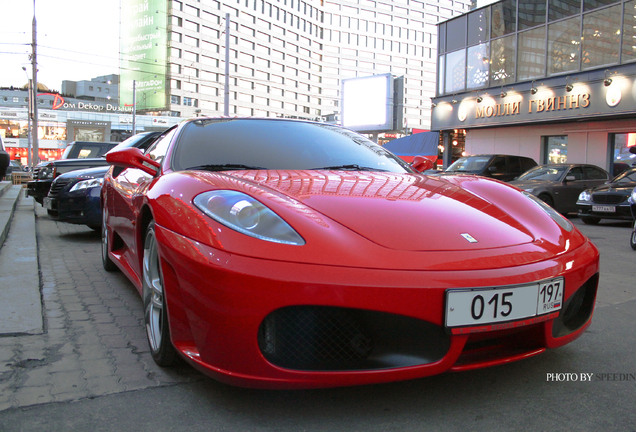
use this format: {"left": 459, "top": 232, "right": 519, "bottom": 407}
{"left": 186, "top": 164, "right": 267, "bottom": 171}
{"left": 311, "top": 164, "right": 389, "bottom": 172}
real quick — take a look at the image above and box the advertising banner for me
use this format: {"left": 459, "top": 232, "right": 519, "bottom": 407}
{"left": 120, "top": 0, "right": 168, "bottom": 110}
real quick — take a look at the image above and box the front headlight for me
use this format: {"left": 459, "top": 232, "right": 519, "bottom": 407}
{"left": 578, "top": 190, "right": 591, "bottom": 202}
{"left": 69, "top": 177, "right": 104, "bottom": 192}
{"left": 39, "top": 167, "right": 54, "bottom": 179}
{"left": 522, "top": 191, "right": 573, "bottom": 232}
{"left": 193, "top": 190, "right": 305, "bottom": 245}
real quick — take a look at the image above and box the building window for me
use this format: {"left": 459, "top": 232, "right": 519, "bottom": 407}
{"left": 183, "top": 97, "right": 194, "bottom": 106}
{"left": 491, "top": 0, "right": 516, "bottom": 38}
{"left": 171, "top": 95, "right": 181, "bottom": 105}
{"left": 519, "top": 1, "right": 546, "bottom": 30}
{"left": 466, "top": 43, "right": 489, "bottom": 89}
{"left": 547, "top": 16, "right": 581, "bottom": 76}
{"left": 517, "top": 27, "right": 547, "bottom": 81}
{"left": 490, "top": 34, "right": 516, "bottom": 85}
{"left": 445, "top": 49, "right": 466, "bottom": 93}
{"left": 544, "top": 136, "right": 568, "bottom": 164}
{"left": 549, "top": 0, "right": 580, "bottom": 22}
{"left": 89, "top": 86, "right": 94, "bottom": 91}
{"left": 581, "top": 4, "right": 621, "bottom": 69}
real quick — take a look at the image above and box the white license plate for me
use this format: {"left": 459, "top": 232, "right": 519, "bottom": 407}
{"left": 445, "top": 278, "right": 564, "bottom": 329}
{"left": 592, "top": 205, "right": 616, "bottom": 213}
{"left": 43, "top": 197, "right": 53, "bottom": 210}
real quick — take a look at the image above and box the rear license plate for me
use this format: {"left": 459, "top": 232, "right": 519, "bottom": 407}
{"left": 592, "top": 205, "right": 616, "bottom": 213}
{"left": 445, "top": 278, "right": 564, "bottom": 329}
{"left": 43, "top": 197, "right": 53, "bottom": 210}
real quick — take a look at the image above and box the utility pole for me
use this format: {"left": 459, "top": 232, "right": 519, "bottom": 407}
{"left": 132, "top": 80, "right": 137, "bottom": 136}
{"left": 224, "top": 13, "right": 230, "bottom": 116}
{"left": 31, "top": 0, "right": 39, "bottom": 166}
{"left": 22, "top": 67, "right": 32, "bottom": 168}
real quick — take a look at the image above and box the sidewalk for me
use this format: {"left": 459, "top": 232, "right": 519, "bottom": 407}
{"left": 0, "top": 182, "right": 201, "bottom": 411}
{"left": 0, "top": 181, "right": 43, "bottom": 335}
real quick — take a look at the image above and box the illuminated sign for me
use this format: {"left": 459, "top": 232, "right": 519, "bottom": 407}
{"left": 120, "top": 0, "right": 168, "bottom": 111}
{"left": 341, "top": 74, "right": 394, "bottom": 133}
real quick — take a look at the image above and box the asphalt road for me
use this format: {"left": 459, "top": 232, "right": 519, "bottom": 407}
{"left": 0, "top": 211, "right": 635, "bottom": 431}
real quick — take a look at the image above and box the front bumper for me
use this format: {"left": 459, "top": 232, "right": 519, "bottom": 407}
{"left": 26, "top": 179, "right": 53, "bottom": 205}
{"left": 577, "top": 202, "right": 633, "bottom": 221}
{"left": 45, "top": 189, "right": 102, "bottom": 227}
{"left": 150, "top": 224, "right": 600, "bottom": 389}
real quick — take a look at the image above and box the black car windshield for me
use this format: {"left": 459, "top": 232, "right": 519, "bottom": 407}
{"left": 171, "top": 119, "right": 414, "bottom": 173}
{"left": 517, "top": 166, "right": 568, "bottom": 181}
{"left": 612, "top": 169, "right": 636, "bottom": 184}
{"left": 445, "top": 156, "right": 491, "bottom": 173}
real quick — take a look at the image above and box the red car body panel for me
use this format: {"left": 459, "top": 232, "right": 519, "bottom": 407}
{"left": 102, "top": 120, "right": 599, "bottom": 389}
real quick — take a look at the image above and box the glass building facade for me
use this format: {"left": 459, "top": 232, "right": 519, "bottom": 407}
{"left": 437, "top": 0, "right": 636, "bottom": 95}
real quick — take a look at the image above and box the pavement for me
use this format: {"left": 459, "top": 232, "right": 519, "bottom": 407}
{"left": 0, "top": 180, "right": 202, "bottom": 411}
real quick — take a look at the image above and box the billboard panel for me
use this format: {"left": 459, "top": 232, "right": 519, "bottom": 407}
{"left": 120, "top": 0, "right": 168, "bottom": 110}
{"left": 341, "top": 74, "right": 394, "bottom": 133}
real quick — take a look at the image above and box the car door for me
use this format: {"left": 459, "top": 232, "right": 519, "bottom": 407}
{"left": 107, "top": 129, "right": 175, "bottom": 279}
{"left": 558, "top": 166, "right": 591, "bottom": 213}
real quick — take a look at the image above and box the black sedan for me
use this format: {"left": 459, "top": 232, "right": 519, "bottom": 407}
{"left": 577, "top": 168, "right": 636, "bottom": 224}
{"left": 509, "top": 164, "right": 609, "bottom": 214}
{"left": 44, "top": 131, "right": 162, "bottom": 229}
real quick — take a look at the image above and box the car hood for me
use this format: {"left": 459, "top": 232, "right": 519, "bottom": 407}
{"left": 589, "top": 182, "right": 636, "bottom": 194}
{"left": 215, "top": 170, "right": 556, "bottom": 252}
{"left": 508, "top": 179, "right": 557, "bottom": 189}
{"left": 57, "top": 165, "right": 110, "bottom": 180}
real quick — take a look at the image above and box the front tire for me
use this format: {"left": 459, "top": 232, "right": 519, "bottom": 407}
{"left": 538, "top": 193, "right": 554, "bottom": 208}
{"left": 101, "top": 206, "right": 117, "bottom": 272}
{"left": 143, "top": 221, "right": 178, "bottom": 366}
{"left": 630, "top": 229, "right": 636, "bottom": 251}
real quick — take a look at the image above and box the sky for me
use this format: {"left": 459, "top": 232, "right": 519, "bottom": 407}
{"left": 0, "top": 0, "right": 121, "bottom": 92}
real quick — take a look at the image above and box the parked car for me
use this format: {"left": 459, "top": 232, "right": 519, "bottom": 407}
{"left": 629, "top": 188, "right": 636, "bottom": 250}
{"left": 26, "top": 140, "right": 118, "bottom": 204}
{"left": 101, "top": 118, "right": 599, "bottom": 389}
{"left": 43, "top": 132, "right": 163, "bottom": 227}
{"left": 430, "top": 154, "right": 538, "bottom": 182}
{"left": 577, "top": 167, "right": 636, "bottom": 224}
{"left": 509, "top": 164, "right": 609, "bottom": 214}
{"left": 0, "top": 136, "right": 9, "bottom": 181}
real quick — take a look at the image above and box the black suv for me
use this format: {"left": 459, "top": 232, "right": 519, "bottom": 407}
{"left": 432, "top": 154, "right": 538, "bottom": 182}
{"left": 26, "top": 141, "right": 119, "bottom": 204}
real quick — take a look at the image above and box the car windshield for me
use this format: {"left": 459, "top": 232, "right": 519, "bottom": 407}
{"left": 107, "top": 133, "right": 156, "bottom": 154}
{"left": 171, "top": 119, "right": 414, "bottom": 173}
{"left": 612, "top": 169, "right": 636, "bottom": 184}
{"left": 445, "top": 156, "right": 491, "bottom": 173}
{"left": 517, "top": 166, "right": 568, "bottom": 181}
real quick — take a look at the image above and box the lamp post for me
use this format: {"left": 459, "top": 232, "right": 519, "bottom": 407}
{"left": 22, "top": 67, "right": 32, "bottom": 169}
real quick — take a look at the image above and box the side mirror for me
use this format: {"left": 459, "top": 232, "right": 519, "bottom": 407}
{"left": 411, "top": 155, "right": 435, "bottom": 172}
{"left": 564, "top": 175, "right": 576, "bottom": 182}
{"left": 106, "top": 147, "right": 161, "bottom": 176}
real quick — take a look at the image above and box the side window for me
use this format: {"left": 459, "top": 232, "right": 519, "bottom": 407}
{"left": 568, "top": 167, "right": 584, "bottom": 180}
{"left": 507, "top": 156, "right": 522, "bottom": 174}
{"left": 584, "top": 166, "right": 608, "bottom": 180}
{"left": 146, "top": 128, "right": 177, "bottom": 164}
{"left": 490, "top": 156, "right": 506, "bottom": 173}
{"left": 521, "top": 158, "right": 537, "bottom": 173}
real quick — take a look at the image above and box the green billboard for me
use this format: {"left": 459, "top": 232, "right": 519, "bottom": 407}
{"left": 120, "top": 0, "right": 168, "bottom": 110}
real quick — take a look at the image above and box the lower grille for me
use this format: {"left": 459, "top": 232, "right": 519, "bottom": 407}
{"left": 258, "top": 306, "right": 450, "bottom": 371}
{"left": 592, "top": 194, "right": 626, "bottom": 204}
{"left": 49, "top": 179, "right": 74, "bottom": 196}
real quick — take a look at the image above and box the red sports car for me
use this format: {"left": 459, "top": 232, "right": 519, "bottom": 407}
{"left": 101, "top": 118, "right": 599, "bottom": 389}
